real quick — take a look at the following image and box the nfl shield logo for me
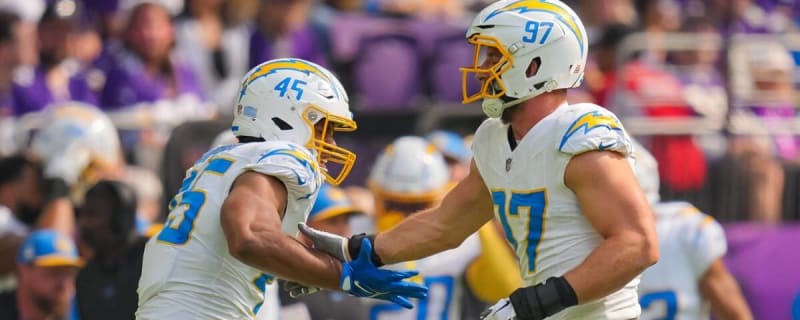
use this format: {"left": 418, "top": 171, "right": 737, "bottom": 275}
{"left": 505, "top": 158, "right": 512, "bottom": 172}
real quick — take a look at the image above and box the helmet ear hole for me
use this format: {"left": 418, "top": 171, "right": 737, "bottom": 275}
{"left": 526, "top": 57, "right": 541, "bottom": 77}
{"left": 271, "top": 117, "right": 293, "bottom": 131}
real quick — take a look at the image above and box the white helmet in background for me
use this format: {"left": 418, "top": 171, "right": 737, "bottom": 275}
{"left": 368, "top": 136, "right": 449, "bottom": 231}
{"left": 462, "top": 0, "right": 588, "bottom": 118}
{"left": 631, "top": 139, "right": 660, "bottom": 204}
{"left": 30, "top": 102, "right": 122, "bottom": 186}
{"left": 233, "top": 58, "right": 357, "bottom": 185}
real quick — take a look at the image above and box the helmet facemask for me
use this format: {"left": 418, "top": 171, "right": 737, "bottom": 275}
{"left": 461, "top": 34, "right": 514, "bottom": 104}
{"left": 303, "top": 105, "right": 357, "bottom": 186}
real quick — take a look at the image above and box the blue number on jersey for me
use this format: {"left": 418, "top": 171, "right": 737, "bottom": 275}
{"left": 252, "top": 273, "right": 275, "bottom": 315}
{"left": 522, "top": 21, "right": 554, "bottom": 44}
{"left": 493, "top": 190, "right": 547, "bottom": 273}
{"left": 640, "top": 290, "right": 677, "bottom": 320}
{"left": 369, "top": 275, "right": 455, "bottom": 320}
{"left": 158, "top": 157, "right": 235, "bottom": 245}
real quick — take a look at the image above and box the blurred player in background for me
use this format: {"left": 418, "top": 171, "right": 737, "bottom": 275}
{"left": 28, "top": 102, "right": 125, "bottom": 235}
{"left": 136, "top": 58, "right": 427, "bottom": 320}
{"left": 279, "top": 182, "right": 371, "bottom": 320}
{"left": 300, "top": 1, "right": 658, "bottom": 319}
{"left": 304, "top": 135, "right": 521, "bottom": 320}
{"left": 632, "top": 140, "right": 753, "bottom": 320}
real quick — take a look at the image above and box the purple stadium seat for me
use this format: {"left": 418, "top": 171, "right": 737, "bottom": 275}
{"left": 352, "top": 33, "right": 422, "bottom": 110}
{"left": 430, "top": 30, "right": 481, "bottom": 104}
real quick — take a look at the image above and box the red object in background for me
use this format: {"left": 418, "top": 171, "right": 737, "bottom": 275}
{"left": 621, "top": 61, "right": 707, "bottom": 191}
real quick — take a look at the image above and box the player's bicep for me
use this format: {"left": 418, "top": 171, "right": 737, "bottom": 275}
{"left": 565, "top": 150, "right": 654, "bottom": 238}
{"left": 221, "top": 171, "right": 288, "bottom": 254}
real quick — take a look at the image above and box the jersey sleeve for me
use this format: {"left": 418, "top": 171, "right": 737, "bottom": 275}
{"left": 687, "top": 214, "right": 728, "bottom": 278}
{"left": 557, "top": 106, "right": 632, "bottom": 156}
{"left": 242, "top": 144, "right": 322, "bottom": 199}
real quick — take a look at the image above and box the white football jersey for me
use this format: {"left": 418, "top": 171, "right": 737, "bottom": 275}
{"left": 638, "top": 201, "right": 727, "bottom": 320}
{"left": 137, "top": 141, "right": 322, "bottom": 320}
{"left": 472, "top": 103, "right": 640, "bottom": 319}
{"left": 367, "top": 234, "right": 481, "bottom": 320}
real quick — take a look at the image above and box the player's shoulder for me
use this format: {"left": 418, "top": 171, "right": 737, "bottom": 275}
{"left": 474, "top": 118, "right": 506, "bottom": 142}
{"left": 555, "top": 103, "right": 632, "bottom": 156}
{"left": 237, "top": 140, "right": 322, "bottom": 191}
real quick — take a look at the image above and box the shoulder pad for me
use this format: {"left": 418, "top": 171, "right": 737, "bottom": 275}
{"left": 244, "top": 142, "right": 322, "bottom": 198}
{"left": 472, "top": 118, "right": 505, "bottom": 154}
{"left": 557, "top": 104, "right": 632, "bottom": 156}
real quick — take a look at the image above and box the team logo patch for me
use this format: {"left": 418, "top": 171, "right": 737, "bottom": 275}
{"left": 243, "top": 106, "right": 257, "bottom": 118}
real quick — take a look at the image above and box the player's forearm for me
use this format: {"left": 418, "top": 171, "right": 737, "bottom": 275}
{"left": 563, "top": 232, "right": 658, "bottom": 303}
{"left": 708, "top": 279, "right": 752, "bottom": 320}
{"left": 374, "top": 207, "right": 463, "bottom": 264}
{"left": 231, "top": 230, "right": 342, "bottom": 290}
{"left": 701, "top": 260, "right": 753, "bottom": 320}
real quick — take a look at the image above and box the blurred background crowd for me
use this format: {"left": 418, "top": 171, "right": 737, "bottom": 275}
{"left": 0, "top": 0, "right": 798, "bottom": 319}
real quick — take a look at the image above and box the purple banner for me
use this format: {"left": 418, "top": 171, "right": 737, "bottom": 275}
{"left": 724, "top": 223, "right": 800, "bottom": 320}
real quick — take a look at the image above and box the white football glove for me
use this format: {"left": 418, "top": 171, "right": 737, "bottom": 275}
{"left": 480, "top": 298, "right": 517, "bottom": 320}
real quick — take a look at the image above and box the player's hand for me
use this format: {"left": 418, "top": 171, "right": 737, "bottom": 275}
{"left": 340, "top": 239, "right": 428, "bottom": 309}
{"left": 298, "top": 222, "right": 384, "bottom": 266}
{"left": 282, "top": 280, "right": 320, "bottom": 298}
{"left": 480, "top": 298, "right": 517, "bottom": 320}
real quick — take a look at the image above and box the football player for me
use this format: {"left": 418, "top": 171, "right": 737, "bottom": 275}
{"left": 300, "top": 1, "right": 659, "bottom": 319}
{"left": 632, "top": 140, "right": 753, "bottom": 320}
{"left": 135, "top": 58, "right": 427, "bottom": 319}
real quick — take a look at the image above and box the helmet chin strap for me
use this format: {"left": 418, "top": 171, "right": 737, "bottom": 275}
{"left": 481, "top": 80, "right": 559, "bottom": 118}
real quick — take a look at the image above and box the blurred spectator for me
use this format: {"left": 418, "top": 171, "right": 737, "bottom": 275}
{"left": 11, "top": 0, "right": 98, "bottom": 116}
{"left": 730, "top": 40, "right": 798, "bottom": 161}
{"left": 672, "top": 20, "right": 728, "bottom": 160}
{"left": 249, "top": 0, "right": 328, "bottom": 68}
{"left": 731, "top": 0, "right": 799, "bottom": 33}
{"left": 75, "top": 180, "right": 145, "bottom": 320}
{"left": 577, "top": 0, "right": 637, "bottom": 36}
{"left": 0, "top": 155, "right": 43, "bottom": 291}
{"left": 617, "top": 2, "right": 708, "bottom": 203}
{"left": 366, "top": 0, "right": 466, "bottom": 21}
{"left": 584, "top": 23, "right": 635, "bottom": 109}
{"left": 99, "top": 1, "right": 205, "bottom": 112}
{"left": 279, "top": 183, "right": 369, "bottom": 320}
{"left": 0, "top": 10, "right": 20, "bottom": 117}
{"left": 98, "top": 1, "right": 210, "bottom": 166}
{"left": 0, "top": 229, "right": 82, "bottom": 320}
{"left": 0, "top": 0, "right": 44, "bottom": 66}
{"left": 0, "top": 155, "right": 43, "bottom": 231}
{"left": 702, "top": 40, "right": 796, "bottom": 223}
{"left": 176, "top": 0, "right": 249, "bottom": 111}
{"left": 80, "top": 0, "right": 124, "bottom": 41}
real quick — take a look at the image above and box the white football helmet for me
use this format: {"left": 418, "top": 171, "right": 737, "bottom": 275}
{"left": 233, "top": 58, "right": 357, "bottom": 185}
{"left": 368, "top": 136, "right": 449, "bottom": 231}
{"left": 631, "top": 139, "right": 660, "bottom": 204}
{"left": 30, "top": 102, "right": 123, "bottom": 187}
{"left": 462, "top": 0, "right": 588, "bottom": 118}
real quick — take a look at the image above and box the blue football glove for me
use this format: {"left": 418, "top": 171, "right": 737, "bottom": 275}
{"left": 340, "top": 239, "right": 428, "bottom": 309}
